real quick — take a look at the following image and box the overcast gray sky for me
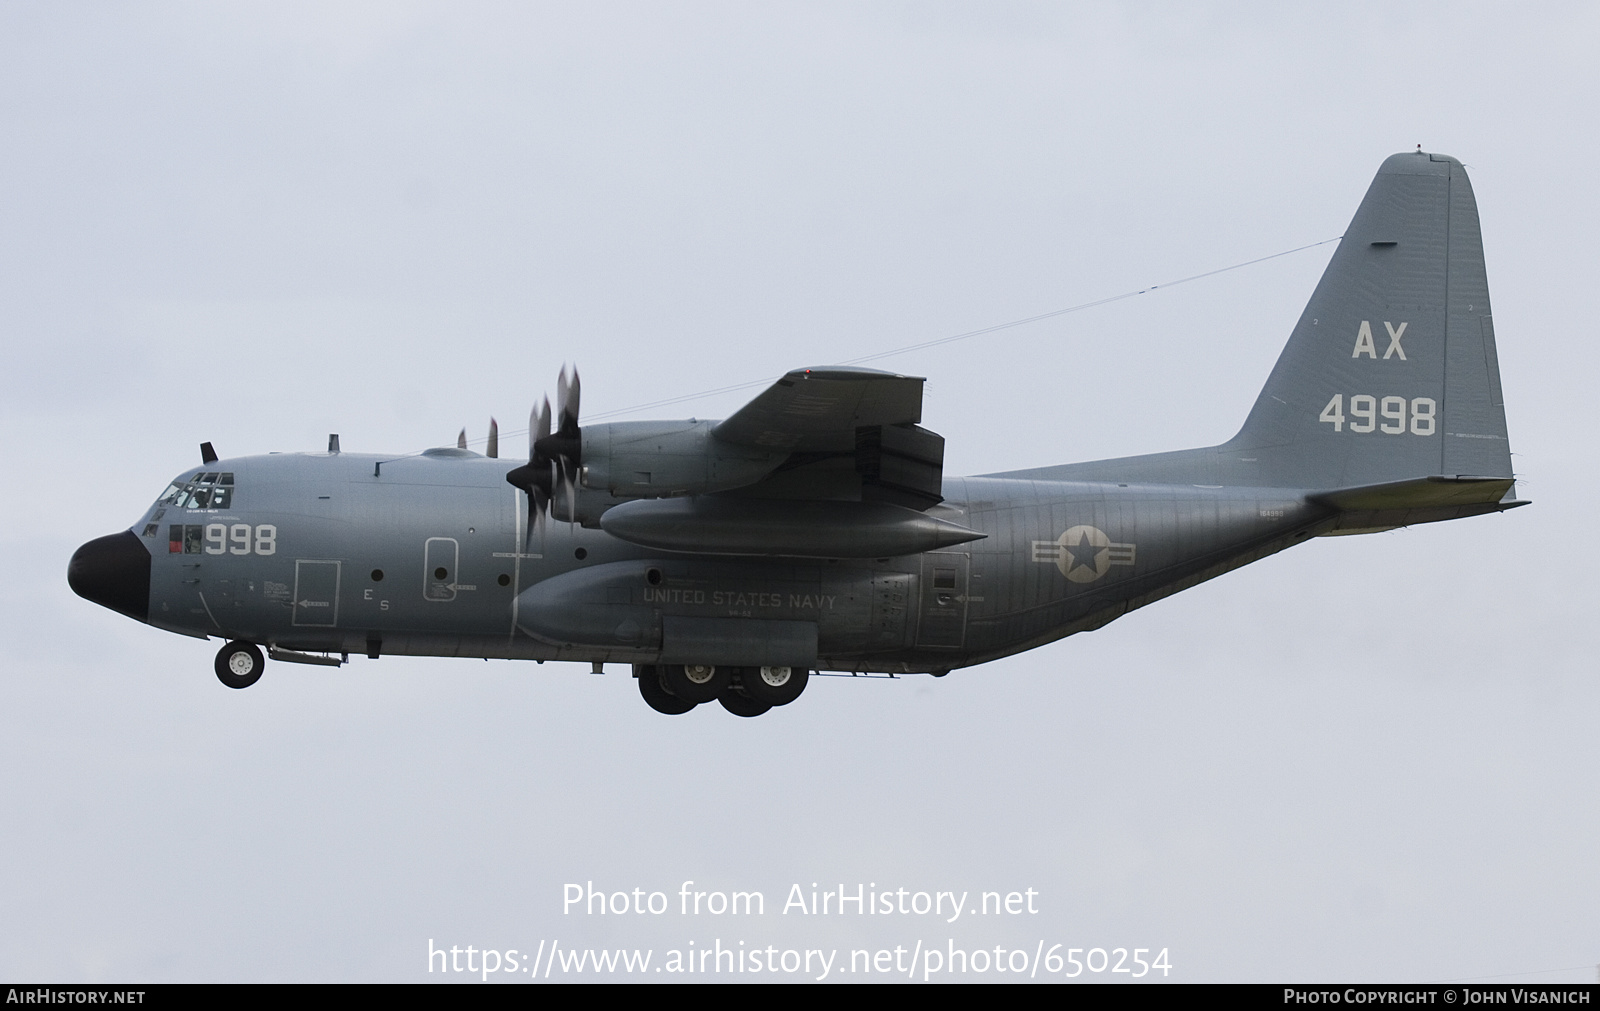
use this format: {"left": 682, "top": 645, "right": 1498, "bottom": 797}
{"left": 4, "top": 2, "right": 1597, "bottom": 983}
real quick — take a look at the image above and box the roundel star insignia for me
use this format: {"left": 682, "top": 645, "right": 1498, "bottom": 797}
{"left": 1030, "top": 525, "right": 1138, "bottom": 583}
{"left": 1056, "top": 524, "right": 1107, "bottom": 579}
{"left": 1058, "top": 524, "right": 1111, "bottom": 582}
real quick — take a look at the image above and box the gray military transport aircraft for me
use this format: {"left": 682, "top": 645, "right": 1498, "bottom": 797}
{"left": 69, "top": 151, "right": 1522, "bottom": 717}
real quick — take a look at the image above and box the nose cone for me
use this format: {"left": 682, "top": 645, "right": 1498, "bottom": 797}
{"left": 68, "top": 531, "right": 151, "bottom": 623}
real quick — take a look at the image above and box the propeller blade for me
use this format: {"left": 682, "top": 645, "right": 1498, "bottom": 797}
{"left": 538, "top": 371, "right": 582, "bottom": 465}
{"left": 535, "top": 472, "right": 551, "bottom": 525}
{"left": 510, "top": 399, "right": 559, "bottom": 548}
{"left": 512, "top": 377, "right": 581, "bottom": 542}
{"left": 522, "top": 462, "right": 554, "bottom": 551}
{"left": 560, "top": 371, "right": 579, "bottom": 435}
{"left": 487, "top": 418, "right": 498, "bottom": 459}
{"left": 556, "top": 366, "right": 581, "bottom": 436}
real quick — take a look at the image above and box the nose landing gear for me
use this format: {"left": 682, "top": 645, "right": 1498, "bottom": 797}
{"left": 214, "top": 640, "right": 265, "bottom": 689}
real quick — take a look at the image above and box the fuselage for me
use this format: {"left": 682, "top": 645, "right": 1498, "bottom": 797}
{"left": 64, "top": 151, "right": 1524, "bottom": 713}
{"left": 82, "top": 448, "right": 1332, "bottom": 674}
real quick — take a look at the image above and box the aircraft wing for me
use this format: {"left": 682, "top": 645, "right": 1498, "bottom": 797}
{"left": 597, "top": 365, "right": 960, "bottom": 550}
{"left": 712, "top": 367, "right": 926, "bottom": 452}
{"left": 702, "top": 366, "right": 947, "bottom": 511}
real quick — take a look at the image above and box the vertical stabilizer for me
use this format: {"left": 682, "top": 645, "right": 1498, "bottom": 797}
{"left": 1230, "top": 151, "right": 1512, "bottom": 488}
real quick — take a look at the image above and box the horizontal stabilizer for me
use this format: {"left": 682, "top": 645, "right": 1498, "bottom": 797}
{"left": 1311, "top": 475, "right": 1516, "bottom": 511}
{"left": 1310, "top": 476, "right": 1525, "bottom": 535}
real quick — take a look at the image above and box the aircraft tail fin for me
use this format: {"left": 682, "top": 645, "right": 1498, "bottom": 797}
{"left": 1228, "top": 150, "right": 1512, "bottom": 489}
{"left": 1009, "top": 151, "right": 1516, "bottom": 496}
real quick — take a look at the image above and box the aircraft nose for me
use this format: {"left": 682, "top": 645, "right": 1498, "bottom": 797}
{"left": 68, "top": 531, "right": 151, "bottom": 623}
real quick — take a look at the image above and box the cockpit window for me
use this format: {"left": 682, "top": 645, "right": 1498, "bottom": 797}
{"left": 156, "top": 481, "right": 187, "bottom": 506}
{"left": 158, "top": 472, "right": 235, "bottom": 510}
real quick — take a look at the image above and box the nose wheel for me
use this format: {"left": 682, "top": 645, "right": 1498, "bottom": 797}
{"left": 214, "top": 641, "right": 265, "bottom": 689}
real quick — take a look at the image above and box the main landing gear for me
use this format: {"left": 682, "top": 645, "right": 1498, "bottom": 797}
{"left": 634, "top": 664, "right": 809, "bottom": 717}
{"left": 214, "top": 640, "right": 265, "bottom": 689}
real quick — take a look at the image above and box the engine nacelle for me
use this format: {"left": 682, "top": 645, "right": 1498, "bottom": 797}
{"left": 541, "top": 421, "right": 787, "bottom": 527}
{"left": 577, "top": 420, "right": 786, "bottom": 498}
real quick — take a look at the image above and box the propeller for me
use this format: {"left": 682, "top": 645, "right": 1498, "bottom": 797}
{"left": 454, "top": 420, "right": 501, "bottom": 457}
{"left": 545, "top": 366, "right": 582, "bottom": 524}
{"left": 505, "top": 366, "right": 582, "bottom": 545}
